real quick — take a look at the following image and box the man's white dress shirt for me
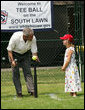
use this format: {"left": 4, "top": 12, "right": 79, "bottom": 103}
{"left": 7, "top": 31, "right": 37, "bottom": 54}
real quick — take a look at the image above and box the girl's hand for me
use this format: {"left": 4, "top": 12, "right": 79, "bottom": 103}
{"left": 62, "top": 66, "right": 65, "bottom": 71}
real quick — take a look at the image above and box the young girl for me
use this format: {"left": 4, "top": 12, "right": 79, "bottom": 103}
{"left": 60, "top": 34, "right": 82, "bottom": 97}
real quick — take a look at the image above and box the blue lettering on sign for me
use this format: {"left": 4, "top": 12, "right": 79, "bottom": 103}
{"left": 11, "top": 18, "right": 48, "bottom": 24}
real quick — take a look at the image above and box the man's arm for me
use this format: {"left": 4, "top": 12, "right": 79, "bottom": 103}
{"left": 8, "top": 51, "right": 14, "bottom": 62}
{"left": 31, "top": 36, "right": 40, "bottom": 62}
{"left": 8, "top": 51, "right": 16, "bottom": 67}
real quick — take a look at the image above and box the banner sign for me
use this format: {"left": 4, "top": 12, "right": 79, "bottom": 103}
{"left": 1, "top": 1, "right": 53, "bottom": 31}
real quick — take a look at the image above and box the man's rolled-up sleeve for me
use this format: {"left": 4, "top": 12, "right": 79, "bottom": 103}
{"left": 7, "top": 35, "right": 15, "bottom": 51}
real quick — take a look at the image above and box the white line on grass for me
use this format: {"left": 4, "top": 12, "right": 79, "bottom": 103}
{"left": 48, "top": 93, "right": 62, "bottom": 101}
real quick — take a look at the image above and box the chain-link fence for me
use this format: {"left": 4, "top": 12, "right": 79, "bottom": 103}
{"left": 1, "top": 1, "right": 84, "bottom": 87}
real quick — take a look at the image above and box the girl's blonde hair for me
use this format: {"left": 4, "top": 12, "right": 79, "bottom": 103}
{"left": 67, "top": 39, "right": 74, "bottom": 45}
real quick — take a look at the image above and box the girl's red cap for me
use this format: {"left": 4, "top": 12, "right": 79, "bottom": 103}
{"left": 60, "top": 34, "right": 74, "bottom": 42}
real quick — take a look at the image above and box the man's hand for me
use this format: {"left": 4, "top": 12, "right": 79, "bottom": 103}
{"left": 36, "top": 56, "right": 40, "bottom": 62}
{"left": 32, "top": 53, "right": 40, "bottom": 62}
{"left": 11, "top": 60, "right": 17, "bottom": 67}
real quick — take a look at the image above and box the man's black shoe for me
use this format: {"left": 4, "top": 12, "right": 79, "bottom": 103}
{"left": 28, "top": 91, "right": 31, "bottom": 93}
{"left": 17, "top": 93, "right": 23, "bottom": 97}
{"left": 30, "top": 92, "right": 34, "bottom": 96}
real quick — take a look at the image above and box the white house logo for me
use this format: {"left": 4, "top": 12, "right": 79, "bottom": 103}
{"left": 1, "top": 10, "right": 8, "bottom": 24}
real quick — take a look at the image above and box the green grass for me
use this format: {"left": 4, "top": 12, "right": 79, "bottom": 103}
{"left": 1, "top": 67, "right": 84, "bottom": 109}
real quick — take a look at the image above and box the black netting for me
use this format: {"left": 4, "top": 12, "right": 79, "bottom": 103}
{"left": 1, "top": 1, "right": 84, "bottom": 86}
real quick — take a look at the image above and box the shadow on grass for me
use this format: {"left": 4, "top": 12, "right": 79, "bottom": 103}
{"left": 77, "top": 93, "right": 84, "bottom": 97}
{"left": 39, "top": 92, "right": 84, "bottom": 98}
{"left": 1, "top": 93, "right": 34, "bottom": 99}
{"left": 39, "top": 91, "right": 64, "bottom": 95}
{"left": 1, "top": 92, "right": 84, "bottom": 99}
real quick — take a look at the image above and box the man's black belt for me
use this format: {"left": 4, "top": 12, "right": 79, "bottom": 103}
{"left": 12, "top": 50, "right": 31, "bottom": 59}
